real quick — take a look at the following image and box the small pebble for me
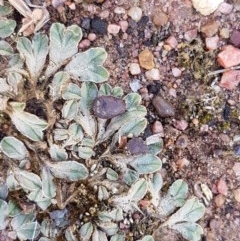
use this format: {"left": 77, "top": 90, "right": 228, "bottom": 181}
{"left": 214, "top": 194, "right": 225, "bottom": 208}
{"left": 218, "top": 2, "right": 233, "bottom": 14}
{"left": 176, "top": 158, "right": 190, "bottom": 169}
{"left": 165, "top": 36, "right": 178, "bottom": 49}
{"left": 81, "top": 18, "right": 91, "bottom": 30}
{"left": 91, "top": 17, "right": 108, "bottom": 35}
{"left": 79, "top": 39, "right": 91, "bottom": 49}
{"left": 205, "top": 35, "right": 219, "bottom": 50}
{"left": 184, "top": 29, "right": 197, "bottom": 42}
{"left": 126, "top": 137, "right": 148, "bottom": 155}
{"left": 192, "top": 0, "right": 224, "bottom": 16}
{"left": 99, "top": 10, "right": 110, "bottom": 19}
{"left": 152, "top": 95, "right": 175, "bottom": 118}
{"left": 233, "top": 163, "right": 240, "bottom": 176}
{"left": 129, "top": 63, "right": 141, "bottom": 75}
{"left": 88, "top": 33, "right": 97, "bottom": 41}
{"left": 219, "top": 70, "right": 240, "bottom": 90}
{"left": 152, "top": 121, "right": 164, "bottom": 136}
{"left": 119, "top": 20, "right": 128, "bottom": 32}
{"left": 172, "top": 67, "right": 182, "bottom": 77}
{"left": 217, "top": 178, "right": 228, "bottom": 196}
{"left": 145, "top": 68, "right": 160, "bottom": 81}
{"left": 233, "top": 188, "right": 240, "bottom": 202}
{"left": 201, "top": 20, "right": 219, "bottom": 37}
{"left": 139, "top": 49, "right": 155, "bottom": 70}
{"left": 220, "top": 28, "right": 230, "bottom": 39}
{"left": 217, "top": 45, "right": 240, "bottom": 68}
{"left": 68, "top": 2, "right": 76, "bottom": 10}
{"left": 107, "top": 24, "right": 120, "bottom": 35}
{"left": 168, "top": 88, "right": 177, "bottom": 98}
{"left": 152, "top": 10, "right": 169, "bottom": 27}
{"left": 127, "top": 7, "right": 143, "bottom": 22}
{"left": 114, "top": 7, "right": 125, "bottom": 14}
{"left": 130, "top": 79, "right": 142, "bottom": 92}
{"left": 233, "top": 144, "right": 240, "bottom": 155}
{"left": 230, "top": 30, "right": 240, "bottom": 47}
{"left": 173, "top": 120, "right": 188, "bottom": 131}
{"left": 175, "top": 134, "right": 189, "bottom": 149}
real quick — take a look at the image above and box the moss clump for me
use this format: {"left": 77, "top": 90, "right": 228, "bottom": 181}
{"left": 177, "top": 39, "right": 217, "bottom": 82}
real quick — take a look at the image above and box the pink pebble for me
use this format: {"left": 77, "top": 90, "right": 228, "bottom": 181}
{"left": 205, "top": 35, "right": 219, "bottom": 50}
{"left": 173, "top": 120, "right": 188, "bottom": 131}
{"left": 88, "top": 33, "right": 97, "bottom": 42}
{"left": 107, "top": 24, "right": 121, "bottom": 35}
{"left": 184, "top": 29, "right": 197, "bottom": 42}
{"left": 172, "top": 67, "right": 182, "bottom": 77}
{"left": 219, "top": 70, "right": 240, "bottom": 90}
{"left": 165, "top": 35, "right": 178, "bottom": 49}
{"left": 79, "top": 39, "right": 91, "bottom": 49}
{"left": 119, "top": 20, "right": 128, "bottom": 32}
{"left": 218, "top": 2, "right": 233, "bottom": 14}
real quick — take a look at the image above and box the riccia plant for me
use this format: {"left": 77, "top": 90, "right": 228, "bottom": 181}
{"left": 0, "top": 7, "right": 205, "bottom": 241}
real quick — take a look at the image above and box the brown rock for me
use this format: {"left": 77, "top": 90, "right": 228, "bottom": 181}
{"left": 201, "top": 20, "right": 219, "bottom": 37}
{"left": 214, "top": 194, "right": 225, "bottom": 208}
{"left": 217, "top": 45, "right": 240, "bottom": 68}
{"left": 139, "top": 49, "right": 155, "bottom": 70}
{"left": 217, "top": 178, "right": 228, "bottom": 196}
{"left": 219, "top": 70, "right": 240, "bottom": 90}
{"left": 152, "top": 10, "right": 169, "bottom": 27}
{"left": 152, "top": 96, "right": 175, "bottom": 118}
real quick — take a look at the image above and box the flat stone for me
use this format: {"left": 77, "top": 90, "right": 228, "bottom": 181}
{"left": 152, "top": 95, "right": 175, "bottom": 118}
{"left": 139, "top": 49, "right": 155, "bottom": 70}
{"left": 217, "top": 45, "right": 240, "bottom": 68}
{"left": 219, "top": 70, "right": 240, "bottom": 90}
{"left": 192, "top": 0, "right": 224, "bottom": 16}
{"left": 201, "top": 20, "right": 219, "bottom": 37}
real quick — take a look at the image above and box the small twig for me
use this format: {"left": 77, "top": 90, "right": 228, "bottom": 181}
{"left": 208, "top": 65, "right": 240, "bottom": 76}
